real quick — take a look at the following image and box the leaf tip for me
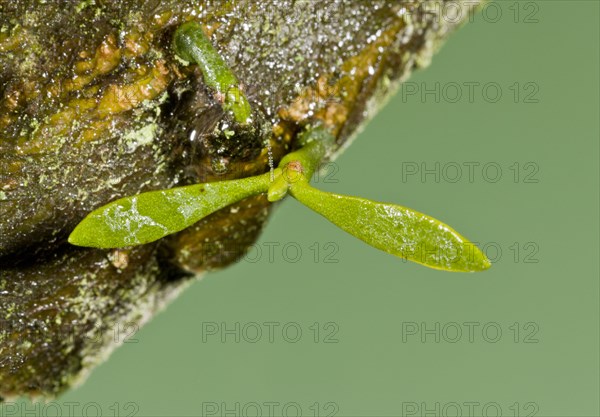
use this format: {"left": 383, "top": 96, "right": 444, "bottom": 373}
{"left": 67, "top": 223, "right": 92, "bottom": 248}
{"left": 481, "top": 255, "right": 492, "bottom": 271}
{"left": 466, "top": 243, "right": 492, "bottom": 272}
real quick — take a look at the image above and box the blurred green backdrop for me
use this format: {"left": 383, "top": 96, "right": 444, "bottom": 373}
{"left": 9, "top": 1, "right": 599, "bottom": 416}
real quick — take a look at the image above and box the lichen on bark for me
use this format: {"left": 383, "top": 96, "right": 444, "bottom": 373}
{"left": 0, "top": 0, "right": 480, "bottom": 399}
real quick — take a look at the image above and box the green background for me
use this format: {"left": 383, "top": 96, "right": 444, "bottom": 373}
{"left": 9, "top": 1, "right": 600, "bottom": 416}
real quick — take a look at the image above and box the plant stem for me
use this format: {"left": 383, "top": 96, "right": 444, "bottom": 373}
{"left": 267, "top": 126, "right": 336, "bottom": 201}
{"left": 173, "top": 21, "right": 252, "bottom": 124}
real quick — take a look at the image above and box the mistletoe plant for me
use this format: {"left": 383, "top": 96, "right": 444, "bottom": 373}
{"left": 69, "top": 22, "right": 490, "bottom": 273}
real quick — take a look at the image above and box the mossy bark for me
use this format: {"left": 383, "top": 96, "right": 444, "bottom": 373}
{"left": 0, "top": 0, "right": 479, "bottom": 399}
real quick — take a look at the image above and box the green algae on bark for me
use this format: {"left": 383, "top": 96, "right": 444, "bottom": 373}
{"left": 0, "top": 0, "right": 482, "bottom": 399}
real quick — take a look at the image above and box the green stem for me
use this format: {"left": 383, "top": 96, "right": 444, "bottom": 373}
{"left": 267, "top": 126, "right": 336, "bottom": 201}
{"left": 173, "top": 21, "right": 252, "bottom": 124}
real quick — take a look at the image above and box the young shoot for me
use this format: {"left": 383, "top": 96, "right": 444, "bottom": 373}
{"left": 69, "top": 125, "right": 490, "bottom": 272}
{"left": 173, "top": 21, "right": 252, "bottom": 124}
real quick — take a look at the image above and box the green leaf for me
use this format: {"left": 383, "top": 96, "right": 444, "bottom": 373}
{"left": 290, "top": 184, "right": 491, "bottom": 272}
{"left": 69, "top": 174, "right": 270, "bottom": 249}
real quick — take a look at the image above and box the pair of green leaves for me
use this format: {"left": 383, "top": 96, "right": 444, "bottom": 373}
{"left": 69, "top": 127, "right": 490, "bottom": 272}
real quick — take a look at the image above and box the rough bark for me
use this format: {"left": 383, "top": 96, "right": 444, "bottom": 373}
{"left": 0, "top": 0, "right": 479, "bottom": 399}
